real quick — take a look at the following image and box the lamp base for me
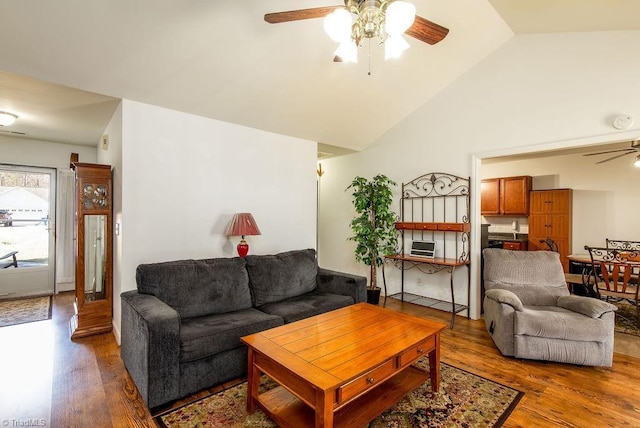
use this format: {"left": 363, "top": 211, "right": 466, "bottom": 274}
{"left": 237, "top": 240, "right": 249, "bottom": 258}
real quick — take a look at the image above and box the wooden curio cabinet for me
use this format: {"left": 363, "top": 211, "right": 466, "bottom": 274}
{"left": 69, "top": 162, "right": 113, "bottom": 339}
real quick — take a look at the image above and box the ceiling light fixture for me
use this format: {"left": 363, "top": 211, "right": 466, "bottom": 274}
{"left": 0, "top": 111, "right": 18, "bottom": 127}
{"left": 634, "top": 154, "right": 640, "bottom": 168}
{"left": 324, "top": 0, "right": 416, "bottom": 63}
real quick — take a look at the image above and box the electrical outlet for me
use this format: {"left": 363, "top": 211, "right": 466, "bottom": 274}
{"left": 101, "top": 134, "right": 109, "bottom": 150}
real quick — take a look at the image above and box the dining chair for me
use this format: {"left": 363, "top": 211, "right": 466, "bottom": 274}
{"left": 541, "top": 238, "right": 595, "bottom": 293}
{"left": 585, "top": 245, "right": 640, "bottom": 325}
{"left": 0, "top": 251, "right": 18, "bottom": 269}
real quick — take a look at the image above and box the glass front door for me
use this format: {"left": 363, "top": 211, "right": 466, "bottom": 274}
{"left": 0, "top": 165, "right": 56, "bottom": 298}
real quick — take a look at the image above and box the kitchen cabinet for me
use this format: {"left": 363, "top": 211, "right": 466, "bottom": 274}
{"left": 528, "top": 189, "right": 572, "bottom": 271}
{"left": 481, "top": 176, "right": 532, "bottom": 216}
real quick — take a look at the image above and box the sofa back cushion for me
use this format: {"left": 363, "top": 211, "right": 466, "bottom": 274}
{"left": 136, "top": 257, "right": 252, "bottom": 319}
{"left": 245, "top": 249, "right": 318, "bottom": 306}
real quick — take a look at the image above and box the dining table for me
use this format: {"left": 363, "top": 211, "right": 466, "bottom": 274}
{"left": 568, "top": 251, "right": 640, "bottom": 297}
{"left": 567, "top": 254, "right": 598, "bottom": 297}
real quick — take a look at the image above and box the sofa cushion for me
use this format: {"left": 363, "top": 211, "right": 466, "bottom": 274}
{"left": 179, "top": 308, "right": 283, "bottom": 363}
{"left": 515, "top": 306, "right": 610, "bottom": 342}
{"left": 245, "top": 249, "right": 318, "bottom": 307}
{"left": 257, "top": 289, "right": 354, "bottom": 323}
{"left": 136, "top": 258, "right": 252, "bottom": 319}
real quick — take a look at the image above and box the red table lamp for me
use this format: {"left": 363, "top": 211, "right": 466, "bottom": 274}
{"left": 225, "top": 213, "right": 261, "bottom": 257}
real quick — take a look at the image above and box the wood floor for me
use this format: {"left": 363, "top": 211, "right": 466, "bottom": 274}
{"left": 5, "top": 291, "right": 640, "bottom": 427}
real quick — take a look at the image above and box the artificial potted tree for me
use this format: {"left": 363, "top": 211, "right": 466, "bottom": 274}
{"left": 347, "top": 174, "right": 398, "bottom": 305}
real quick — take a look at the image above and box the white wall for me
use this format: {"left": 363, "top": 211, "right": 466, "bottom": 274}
{"left": 97, "top": 102, "right": 123, "bottom": 339}
{"left": 112, "top": 100, "right": 317, "bottom": 340}
{"left": 319, "top": 31, "right": 640, "bottom": 320}
{"left": 0, "top": 135, "right": 96, "bottom": 168}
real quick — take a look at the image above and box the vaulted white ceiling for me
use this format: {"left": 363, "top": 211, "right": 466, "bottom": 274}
{"left": 0, "top": 1, "right": 639, "bottom": 150}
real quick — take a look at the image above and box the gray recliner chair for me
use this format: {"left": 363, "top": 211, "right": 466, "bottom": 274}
{"left": 483, "top": 248, "right": 617, "bottom": 367}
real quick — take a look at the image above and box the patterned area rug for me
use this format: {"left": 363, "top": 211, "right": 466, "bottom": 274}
{"left": 0, "top": 295, "right": 52, "bottom": 327}
{"left": 156, "top": 359, "right": 523, "bottom": 428}
{"left": 614, "top": 301, "right": 640, "bottom": 336}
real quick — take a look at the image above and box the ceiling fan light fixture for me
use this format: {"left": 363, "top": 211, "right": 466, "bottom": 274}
{"left": 385, "top": 1, "right": 416, "bottom": 35}
{"left": 324, "top": 7, "right": 352, "bottom": 43}
{"left": 0, "top": 111, "right": 18, "bottom": 127}
{"left": 634, "top": 154, "right": 640, "bottom": 168}
{"left": 334, "top": 40, "right": 358, "bottom": 63}
{"left": 385, "top": 34, "right": 410, "bottom": 59}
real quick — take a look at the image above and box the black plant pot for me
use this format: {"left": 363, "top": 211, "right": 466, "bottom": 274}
{"left": 366, "top": 287, "right": 381, "bottom": 305}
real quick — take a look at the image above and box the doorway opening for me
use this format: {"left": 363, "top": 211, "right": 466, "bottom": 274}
{"left": 0, "top": 164, "right": 56, "bottom": 299}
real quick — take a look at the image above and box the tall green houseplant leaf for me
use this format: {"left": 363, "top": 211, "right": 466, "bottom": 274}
{"left": 347, "top": 174, "right": 398, "bottom": 290}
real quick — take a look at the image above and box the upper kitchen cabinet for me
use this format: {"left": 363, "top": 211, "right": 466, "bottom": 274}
{"left": 481, "top": 176, "right": 532, "bottom": 216}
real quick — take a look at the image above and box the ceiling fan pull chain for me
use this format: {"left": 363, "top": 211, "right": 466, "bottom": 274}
{"left": 368, "top": 38, "right": 372, "bottom": 76}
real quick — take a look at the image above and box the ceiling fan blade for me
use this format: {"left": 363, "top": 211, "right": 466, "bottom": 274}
{"left": 405, "top": 15, "right": 449, "bottom": 45}
{"left": 595, "top": 152, "right": 635, "bottom": 164}
{"left": 583, "top": 148, "right": 635, "bottom": 157}
{"left": 264, "top": 6, "right": 341, "bottom": 24}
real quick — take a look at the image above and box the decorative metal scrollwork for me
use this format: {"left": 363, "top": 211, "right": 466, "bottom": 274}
{"left": 83, "top": 184, "right": 108, "bottom": 209}
{"left": 585, "top": 246, "right": 639, "bottom": 263}
{"left": 606, "top": 239, "right": 640, "bottom": 252}
{"left": 388, "top": 258, "right": 451, "bottom": 274}
{"left": 402, "top": 172, "right": 469, "bottom": 199}
{"left": 459, "top": 232, "right": 470, "bottom": 263}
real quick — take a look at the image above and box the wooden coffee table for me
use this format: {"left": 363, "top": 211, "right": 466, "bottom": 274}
{"left": 241, "top": 302, "right": 446, "bottom": 428}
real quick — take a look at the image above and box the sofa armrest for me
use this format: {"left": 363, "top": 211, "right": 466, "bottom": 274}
{"left": 120, "top": 290, "right": 181, "bottom": 408}
{"left": 557, "top": 295, "right": 617, "bottom": 319}
{"left": 485, "top": 289, "right": 524, "bottom": 311}
{"left": 316, "top": 267, "right": 367, "bottom": 303}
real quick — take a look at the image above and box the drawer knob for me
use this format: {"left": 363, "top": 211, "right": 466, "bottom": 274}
{"left": 367, "top": 377, "right": 374, "bottom": 384}
{"left": 417, "top": 348, "right": 424, "bottom": 354}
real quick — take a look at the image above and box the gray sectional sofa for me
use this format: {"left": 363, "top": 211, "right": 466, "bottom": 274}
{"left": 120, "top": 248, "right": 367, "bottom": 408}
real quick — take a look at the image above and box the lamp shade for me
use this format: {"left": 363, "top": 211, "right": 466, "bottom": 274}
{"left": 324, "top": 7, "right": 352, "bottom": 43}
{"left": 385, "top": 1, "right": 416, "bottom": 35}
{"left": 225, "top": 213, "right": 261, "bottom": 237}
{"left": 225, "top": 213, "right": 261, "bottom": 257}
{"left": 385, "top": 34, "right": 410, "bottom": 59}
{"left": 0, "top": 111, "right": 18, "bottom": 126}
{"left": 334, "top": 40, "right": 358, "bottom": 63}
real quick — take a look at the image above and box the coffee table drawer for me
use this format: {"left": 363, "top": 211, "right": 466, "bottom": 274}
{"left": 338, "top": 359, "right": 395, "bottom": 403}
{"left": 398, "top": 336, "right": 435, "bottom": 367}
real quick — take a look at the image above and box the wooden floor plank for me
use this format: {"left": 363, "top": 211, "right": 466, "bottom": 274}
{"left": 12, "top": 292, "right": 636, "bottom": 427}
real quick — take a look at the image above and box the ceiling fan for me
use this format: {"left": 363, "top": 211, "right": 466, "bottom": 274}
{"left": 264, "top": 0, "right": 449, "bottom": 62}
{"left": 582, "top": 140, "right": 640, "bottom": 164}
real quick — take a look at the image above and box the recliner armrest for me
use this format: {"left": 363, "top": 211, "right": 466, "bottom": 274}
{"left": 120, "top": 290, "right": 181, "bottom": 408}
{"left": 485, "top": 289, "right": 524, "bottom": 311}
{"left": 316, "top": 267, "right": 367, "bottom": 303}
{"left": 557, "top": 295, "right": 617, "bottom": 319}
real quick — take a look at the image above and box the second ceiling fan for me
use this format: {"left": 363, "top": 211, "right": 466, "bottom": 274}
{"left": 264, "top": 0, "right": 449, "bottom": 62}
{"left": 582, "top": 140, "right": 640, "bottom": 164}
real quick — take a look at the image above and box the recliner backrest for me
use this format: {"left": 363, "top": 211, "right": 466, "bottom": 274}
{"left": 483, "top": 248, "right": 569, "bottom": 306}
